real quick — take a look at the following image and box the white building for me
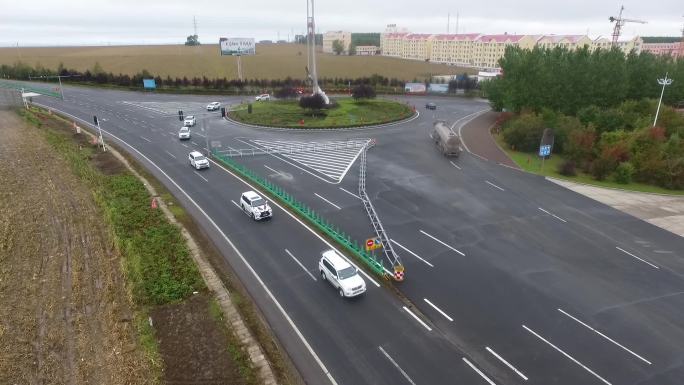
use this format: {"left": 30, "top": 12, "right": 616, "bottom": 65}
{"left": 355, "top": 45, "right": 378, "bottom": 56}
{"left": 323, "top": 31, "right": 352, "bottom": 54}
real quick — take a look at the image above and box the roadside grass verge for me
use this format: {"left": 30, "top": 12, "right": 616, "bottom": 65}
{"left": 494, "top": 133, "right": 684, "bottom": 195}
{"left": 229, "top": 98, "right": 414, "bottom": 128}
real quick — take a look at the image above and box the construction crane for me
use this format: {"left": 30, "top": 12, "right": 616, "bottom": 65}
{"left": 609, "top": 5, "right": 647, "bottom": 46}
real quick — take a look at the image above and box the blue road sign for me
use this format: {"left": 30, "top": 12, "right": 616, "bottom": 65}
{"left": 143, "top": 79, "right": 156, "bottom": 89}
{"left": 539, "top": 145, "right": 551, "bottom": 157}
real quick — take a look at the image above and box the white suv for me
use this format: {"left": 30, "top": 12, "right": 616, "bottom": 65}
{"left": 188, "top": 151, "right": 209, "bottom": 170}
{"left": 178, "top": 126, "right": 191, "bottom": 140}
{"left": 255, "top": 94, "right": 270, "bottom": 101}
{"left": 240, "top": 191, "right": 272, "bottom": 220}
{"left": 184, "top": 115, "right": 196, "bottom": 126}
{"left": 207, "top": 102, "right": 221, "bottom": 111}
{"left": 319, "top": 250, "right": 366, "bottom": 298}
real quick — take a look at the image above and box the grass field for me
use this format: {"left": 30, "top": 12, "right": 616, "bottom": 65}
{"left": 229, "top": 98, "right": 413, "bottom": 127}
{"left": 0, "top": 43, "right": 474, "bottom": 81}
{"left": 494, "top": 133, "right": 684, "bottom": 195}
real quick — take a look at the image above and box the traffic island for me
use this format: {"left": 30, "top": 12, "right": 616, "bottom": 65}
{"left": 228, "top": 97, "right": 415, "bottom": 128}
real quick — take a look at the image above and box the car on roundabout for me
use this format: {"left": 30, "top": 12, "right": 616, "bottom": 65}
{"left": 206, "top": 102, "right": 221, "bottom": 111}
{"left": 183, "top": 115, "right": 196, "bottom": 126}
{"left": 425, "top": 102, "right": 437, "bottom": 110}
{"left": 255, "top": 94, "right": 270, "bottom": 101}
{"left": 178, "top": 126, "right": 191, "bottom": 140}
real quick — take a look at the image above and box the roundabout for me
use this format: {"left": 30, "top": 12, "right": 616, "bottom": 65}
{"left": 228, "top": 97, "right": 415, "bottom": 128}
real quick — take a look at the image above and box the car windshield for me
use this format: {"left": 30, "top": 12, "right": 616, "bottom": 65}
{"left": 186, "top": 116, "right": 194, "bottom": 119}
{"left": 250, "top": 198, "right": 265, "bottom": 207}
{"left": 180, "top": 127, "right": 188, "bottom": 132}
{"left": 194, "top": 155, "right": 205, "bottom": 161}
{"left": 338, "top": 266, "right": 357, "bottom": 280}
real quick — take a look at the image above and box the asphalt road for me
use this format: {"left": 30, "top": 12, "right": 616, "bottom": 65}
{"left": 34, "top": 85, "right": 684, "bottom": 385}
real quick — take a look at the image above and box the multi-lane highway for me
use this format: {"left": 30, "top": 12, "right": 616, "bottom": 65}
{"left": 35, "top": 85, "right": 684, "bottom": 385}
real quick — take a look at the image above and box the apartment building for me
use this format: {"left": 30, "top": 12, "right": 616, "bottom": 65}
{"left": 536, "top": 35, "right": 594, "bottom": 50}
{"left": 472, "top": 35, "right": 537, "bottom": 69}
{"left": 323, "top": 31, "right": 352, "bottom": 54}
{"left": 402, "top": 34, "right": 434, "bottom": 60}
{"left": 642, "top": 42, "right": 681, "bottom": 58}
{"left": 355, "top": 45, "right": 378, "bottom": 56}
{"left": 380, "top": 32, "right": 409, "bottom": 57}
{"left": 430, "top": 33, "right": 481, "bottom": 66}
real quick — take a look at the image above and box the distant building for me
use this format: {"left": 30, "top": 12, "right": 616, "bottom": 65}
{"left": 323, "top": 31, "right": 352, "bottom": 54}
{"left": 355, "top": 45, "right": 378, "bottom": 56}
{"left": 643, "top": 42, "right": 681, "bottom": 58}
{"left": 259, "top": 40, "right": 273, "bottom": 44}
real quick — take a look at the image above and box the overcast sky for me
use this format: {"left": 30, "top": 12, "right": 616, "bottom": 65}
{"left": 0, "top": 0, "right": 682, "bottom": 46}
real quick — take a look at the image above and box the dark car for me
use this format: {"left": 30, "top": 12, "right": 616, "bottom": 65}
{"left": 425, "top": 102, "right": 437, "bottom": 110}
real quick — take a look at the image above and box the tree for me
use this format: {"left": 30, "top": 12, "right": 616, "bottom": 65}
{"left": 332, "top": 40, "right": 344, "bottom": 55}
{"left": 185, "top": 34, "right": 200, "bottom": 46}
{"left": 352, "top": 84, "right": 376, "bottom": 100}
{"left": 299, "top": 93, "right": 326, "bottom": 115}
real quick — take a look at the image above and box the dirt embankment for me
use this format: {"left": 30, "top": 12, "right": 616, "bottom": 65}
{"left": 0, "top": 111, "right": 152, "bottom": 385}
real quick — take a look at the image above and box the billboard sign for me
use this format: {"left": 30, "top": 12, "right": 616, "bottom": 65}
{"left": 142, "top": 79, "right": 156, "bottom": 89}
{"left": 428, "top": 83, "right": 449, "bottom": 93}
{"left": 404, "top": 83, "right": 426, "bottom": 94}
{"left": 220, "top": 38, "right": 256, "bottom": 55}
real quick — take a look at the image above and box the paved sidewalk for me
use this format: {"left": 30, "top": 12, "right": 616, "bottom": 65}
{"left": 548, "top": 177, "right": 684, "bottom": 238}
{"left": 459, "top": 111, "right": 519, "bottom": 168}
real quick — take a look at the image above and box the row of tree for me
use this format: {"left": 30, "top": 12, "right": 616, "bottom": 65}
{"left": 484, "top": 46, "right": 684, "bottom": 115}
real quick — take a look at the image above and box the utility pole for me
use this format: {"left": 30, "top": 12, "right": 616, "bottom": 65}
{"left": 193, "top": 16, "right": 198, "bottom": 37}
{"left": 653, "top": 73, "right": 673, "bottom": 127}
{"left": 456, "top": 11, "right": 459, "bottom": 34}
{"left": 447, "top": 13, "right": 450, "bottom": 34}
{"left": 28, "top": 74, "right": 77, "bottom": 100}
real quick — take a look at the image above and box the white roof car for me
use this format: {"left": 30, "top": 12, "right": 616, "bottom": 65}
{"left": 183, "top": 115, "right": 196, "bottom": 126}
{"left": 239, "top": 191, "right": 272, "bottom": 220}
{"left": 188, "top": 151, "right": 209, "bottom": 170}
{"left": 178, "top": 126, "right": 191, "bottom": 140}
{"left": 255, "top": 94, "right": 270, "bottom": 101}
{"left": 319, "top": 250, "right": 366, "bottom": 298}
{"left": 207, "top": 102, "right": 221, "bottom": 111}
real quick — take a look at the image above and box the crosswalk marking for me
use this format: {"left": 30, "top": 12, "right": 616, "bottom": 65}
{"left": 249, "top": 138, "right": 369, "bottom": 183}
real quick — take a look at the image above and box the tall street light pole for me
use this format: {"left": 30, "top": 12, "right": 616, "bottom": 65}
{"left": 653, "top": 73, "right": 673, "bottom": 127}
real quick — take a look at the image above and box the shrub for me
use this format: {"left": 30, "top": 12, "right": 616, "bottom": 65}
{"left": 502, "top": 113, "right": 545, "bottom": 152}
{"left": 352, "top": 84, "right": 376, "bottom": 100}
{"left": 590, "top": 156, "right": 615, "bottom": 181}
{"left": 558, "top": 160, "right": 577, "bottom": 176}
{"left": 614, "top": 162, "right": 634, "bottom": 184}
{"left": 275, "top": 86, "right": 298, "bottom": 99}
{"left": 298, "top": 93, "right": 327, "bottom": 115}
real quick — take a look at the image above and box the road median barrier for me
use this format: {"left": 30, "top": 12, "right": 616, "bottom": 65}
{"left": 212, "top": 151, "right": 388, "bottom": 278}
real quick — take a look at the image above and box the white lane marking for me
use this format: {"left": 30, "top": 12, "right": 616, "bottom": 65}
{"left": 450, "top": 161, "right": 462, "bottom": 170}
{"left": 423, "top": 298, "right": 453, "bottom": 321}
{"left": 192, "top": 141, "right": 200, "bottom": 146}
{"left": 285, "top": 249, "right": 317, "bottom": 281}
{"left": 378, "top": 346, "right": 417, "bottom": 385}
{"left": 452, "top": 108, "right": 490, "bottom": 154}
{"left": 498, "top": 162, "right": 521, "bottom": 171}
{"left": 164, "top": 150, "right": 176, "bottom": 159}
{"left": 339, "top": 187, "right": 361, "bottom": 200}
{"left": 523, "top": 325, "right": 612, "bottom": 385}
{"left": 231, "top": 200, "right": 241, "bottom": 210}
{"left": 207, "top": 158, "right": 380, "bottom": 288}
{"left": 181, "top": 143, "right": 189, "bottom": 148}
{"left": 390, "top": 239, "right": 434, "bottom": 267}
{"left": 40, "top": 106, "right": 340, "bottom": 385}
{"left": 264, "top": 164, "right": 282, "bottom": 175}
{"left": 557, "top": 308, "right": 652, "bottom": 365}
{"left": 314, "top": 193, "right": 342, "bottom": 210}
{"left": 419, "top": 230, "right": 465, "bottom": 256}
{"left": 615, "top": 247, "right": 659, "bottom": 269}
{"left": 485, "top": 346, "right": 528, "bottom": 381}
{"left": 485, "top": 180, "right": 504, "bottom": 191}
{"left": 472, "top": 153, "right": 489, "bottom": 162}
{"left": 140, "top": 136, "right": 152, "bottom": 142}
{"left": 538, "top": 207, "right": 567, "bottom": 223}
{"left": 462, "top": 357, "right": 497, "bottom": 385}
{"left": 402, "top": 306, "right": 432, "bottom": 331}
{"left": 193, "top": 171, "right": 208, "bottom": 182}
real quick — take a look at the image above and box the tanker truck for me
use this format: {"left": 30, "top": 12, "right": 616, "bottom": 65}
{"left": 430, "top": 120, "right": 463, "bottom": 157}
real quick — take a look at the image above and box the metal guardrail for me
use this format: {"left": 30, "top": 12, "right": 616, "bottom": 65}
{"left": 216, "top": 140, "right": 368, "bottom": 157}
{"left": 358, "top": 140, "right": 404, "bottom": 280}
{"left": 0, "top": 80, "right": 62, "bottom": 99}
{"left": 211, "top": 151, "right": 387, "bottom": 278}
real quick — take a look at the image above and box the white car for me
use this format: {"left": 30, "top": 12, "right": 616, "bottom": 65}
{"left": 255, "top": 94, "right": 270, "bottom": 101}
{"left": 319, "top": 250, "right": 366, "bottom": 298}
{"left": 178, "top": 126, "right": 191, "bottom": 140}
{"left": 239, "top": 191, "right": 272, "bottom": 220}
{"left": 188, "top": 151, "right": 209, "bottom": 170}
{"left": 183, "top": 115, "right": 196, "bottom": 126}
{"left": 207, "top": 102, "right": 221, "bottom": 111}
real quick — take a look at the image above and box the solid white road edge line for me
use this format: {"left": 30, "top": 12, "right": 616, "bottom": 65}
{"left": 402, "top": 306, "right": 432, "bottom": 331}
{"left": 485, "top": 180, "right": 505, "bottom": 191}
{"left": 314, "top": 193, "right": 342, "bottom": 210}
{"left": 452, "top": 108, "right": 490, "bottom": 154}
{"left": 423, "top": 298, "right": 453, "bottom": 321}
{"left": 538, "top": 207, "right": 567, "bottom": 223}
{"left": 164, "top": 150, "right": 176, "bottom": 159}
{"left": 338, "top": 187, "right": 361, "bottom": 200}
{"left": 557, "top": 308, "right": 652, "bottom": 365}
{"left": 230, "top": 200, "right": 241, "bottom": 210}
{"left": 378, "top": 346, "right": 417, "bottom": 385}
{"left": 462, "top": 357, "right": 497, "bottom": 385}
{"left": 140, "top": 136, "right": 152, "bottom": 142}
{"left": 285, "top": 249, "right": 318, "bottom": 281}
{"left": 264, "top": 164, "right": 281, "bottom": 175}
{"left": 419, "top": 230, "right": 465, "bottom": 256}
{"left": 523, "top": 325, "right": 612, "bottom": 385}
{"left": 485, "top": 346, "right": 528, "bottom": 381}
{"left": 449, "top": 161, "right": 462, "bottom": 170}
{"left": 615, "top": 247, "right": 659, "bottom": 269}
{"left": 390, "top": 239, "right": 434, "bottom": 267}
{"left": 36, "top": 105, "right": 341, "bottom": 385}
